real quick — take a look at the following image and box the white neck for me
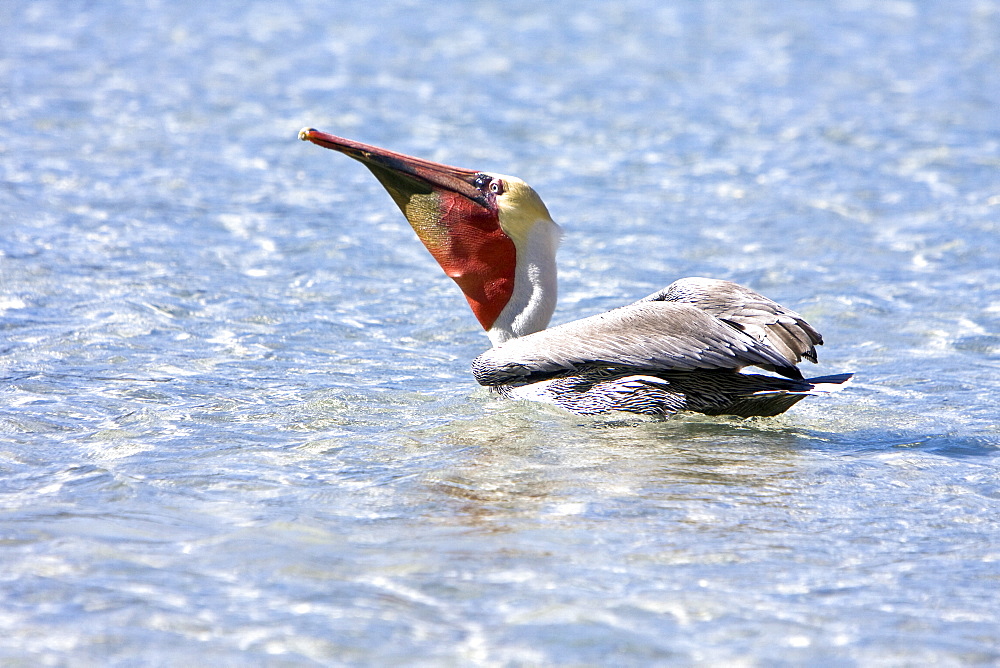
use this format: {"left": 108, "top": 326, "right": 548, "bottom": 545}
{"left": 487, "top": 219, "right": 562, "bottom": 346}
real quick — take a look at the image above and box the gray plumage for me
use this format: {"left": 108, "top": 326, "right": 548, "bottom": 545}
{"left": 641, "top": 277, "right": 822, "bottom": 367}
{"left": 472, "top": 278, "right": 852, "bottom": 417}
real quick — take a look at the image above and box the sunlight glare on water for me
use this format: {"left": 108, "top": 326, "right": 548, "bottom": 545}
{"left": 1, "top": 0, "right": 999, "bottom": 664}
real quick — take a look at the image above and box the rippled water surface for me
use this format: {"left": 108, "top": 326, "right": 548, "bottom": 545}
{"left": 2, "top": 0, "right": 999, "bottom": 664}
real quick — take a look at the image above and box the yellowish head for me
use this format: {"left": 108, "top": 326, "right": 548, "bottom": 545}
{"left": 478, "top": 173, "right": 555, "bottom": 249}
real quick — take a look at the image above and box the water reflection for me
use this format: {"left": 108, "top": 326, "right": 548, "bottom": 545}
{"left": 408, "top": 407, "right": 825, "bottom": 535}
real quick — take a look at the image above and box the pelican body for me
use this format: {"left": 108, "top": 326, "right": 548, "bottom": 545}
{"left": 299, "top": 128, "right": 852, "bottom": 417}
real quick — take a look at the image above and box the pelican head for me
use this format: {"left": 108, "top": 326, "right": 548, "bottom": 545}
{"left": 300, "top": 128, "right": 560, "bottom": 344}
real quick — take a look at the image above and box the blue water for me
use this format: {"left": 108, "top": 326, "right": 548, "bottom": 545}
{"left": 2, "top": 0, "right": 999, "bottom": 664}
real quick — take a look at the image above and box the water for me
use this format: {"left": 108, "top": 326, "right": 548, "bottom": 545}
{"left": 2, "top": 0, "right": 999, "bottom": 664}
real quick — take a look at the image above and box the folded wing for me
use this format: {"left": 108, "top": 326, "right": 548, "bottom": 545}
{"left": 473, "top": 278, "right": 824, "bottom": 387}
{"left": 641, "top": 277, "right": 822, "bottom": 364}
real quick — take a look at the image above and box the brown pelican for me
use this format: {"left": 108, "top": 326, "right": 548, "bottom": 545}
{"left": 299, "top": 128, "right": 853, "bottom": 417}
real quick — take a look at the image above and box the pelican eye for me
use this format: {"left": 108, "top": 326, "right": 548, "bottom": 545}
{"left": 489, "top": 179, "right": 505, "bottom": 195}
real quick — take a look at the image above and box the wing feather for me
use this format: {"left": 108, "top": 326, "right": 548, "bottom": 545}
{"left": 640, "top": 277, "right": 823, "bottom": 364}
{"left": 472, "top": 300, "right": 801, "bottom": 386}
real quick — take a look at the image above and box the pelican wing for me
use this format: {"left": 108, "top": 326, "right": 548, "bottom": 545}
{"left": 472, "top": 300, "right": 802, "bottom": 387}
{"left": 640, "top": 277, "right": 823, "bottom": 364}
